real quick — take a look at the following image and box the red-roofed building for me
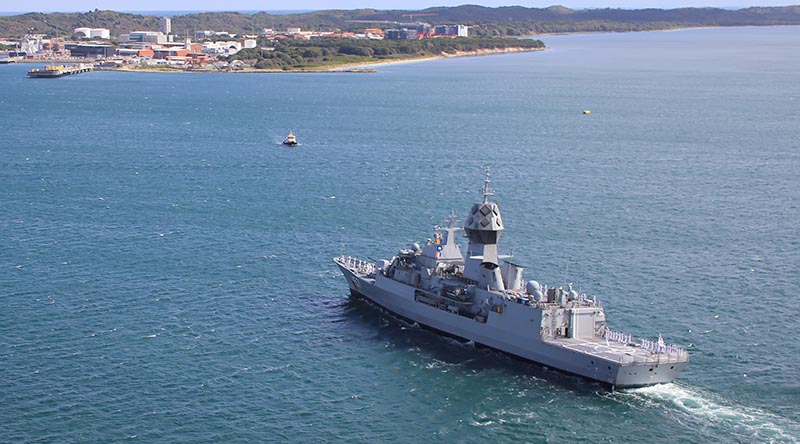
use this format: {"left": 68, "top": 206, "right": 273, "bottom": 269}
{"left": 153, "top": 47, "right": 190, "bottom": 59}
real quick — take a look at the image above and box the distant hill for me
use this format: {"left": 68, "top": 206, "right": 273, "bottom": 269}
{"left": 1, "top": 5, "right": 800, "bottom": 39}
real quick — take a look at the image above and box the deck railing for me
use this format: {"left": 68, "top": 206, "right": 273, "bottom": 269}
{"left": 603, "top": 327, "right": 687, "bottom": 363}
{"left": 337, "top": 255, "right": 376, "bottom": 276}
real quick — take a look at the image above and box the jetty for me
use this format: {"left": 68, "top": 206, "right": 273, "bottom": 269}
{"left": 27, "top": 63, "right": 94, "bottom": 78}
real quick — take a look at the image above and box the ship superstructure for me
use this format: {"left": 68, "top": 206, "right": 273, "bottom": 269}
{"left": 335, "top": 170, "right": 688, "bottom": 387}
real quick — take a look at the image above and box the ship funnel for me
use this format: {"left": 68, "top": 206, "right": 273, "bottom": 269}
{"left": 501, "top": 261, "right": 524, "bottom": 291}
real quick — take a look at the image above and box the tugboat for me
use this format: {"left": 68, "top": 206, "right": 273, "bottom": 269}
{"left": 335, "top": 169, "right": 689, "bottom": 388}
{"left": 282, "top": 132, "right": 299, "bottom": 146}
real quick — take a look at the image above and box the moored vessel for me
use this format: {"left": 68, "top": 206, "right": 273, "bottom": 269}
{"left": 26, "top": 63, "right": 94, "bottom": 78}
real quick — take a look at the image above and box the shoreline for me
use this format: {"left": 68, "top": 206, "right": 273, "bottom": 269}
{"left": 11, "top": 23, "right": 794, "bottom": 74}
{"left": 326, "top": 47, "right": 543, "bottom": 72}
{"left": 82, "top": 46, "right": 545, "bottom": 74}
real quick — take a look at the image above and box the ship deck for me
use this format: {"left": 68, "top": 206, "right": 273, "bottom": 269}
{"left": 543, "top": 336, "right": 688, "bottom": 366}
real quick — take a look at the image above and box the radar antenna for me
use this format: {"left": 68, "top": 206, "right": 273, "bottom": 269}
{"left": 481, "top": 166, "right": 495, "bottom": 203}
{"left": 446, "top": 210, "right": 459, "bottom": 228}
{"left": 435, "top": 211, "right": 462, "bottom": 234}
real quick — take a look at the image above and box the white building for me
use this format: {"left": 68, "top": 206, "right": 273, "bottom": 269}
{"left": 120, "top": 31, "right": 167, "bottom": 44}
{"left": 73, "top": 27, "right": 110, "bottom": 39}
{"left": 160, "top": 17, "right": 171, "bottom": 34}
{"left": 457, "top": 25, "right": 469, "bottom": 37}
{"left": 20, "top": 34, "right": 44, "bottom": 54}
{"left": 243, "top": 39, "right": 257, "bottom": 49}
{"left": 201, "top": 41, "right": 242, "bottom": 55}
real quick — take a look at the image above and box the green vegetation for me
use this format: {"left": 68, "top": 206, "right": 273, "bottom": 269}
{"left": 0, "top": 10, "right": 159, "bottom": 38}
{"left": 225, "top": 37, "right": 544, "bottom": 70}
{"left": 1, "top": 6, "right": 799, "bottom": 39}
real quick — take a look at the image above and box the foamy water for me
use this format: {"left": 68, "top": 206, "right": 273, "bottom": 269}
{"left": 619, "top": 384, "right": 799, "bottom": 443}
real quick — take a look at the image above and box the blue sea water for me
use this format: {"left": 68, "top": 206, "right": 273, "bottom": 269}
{"left": 2, "top": 26, "right": 798, "bottom": 443}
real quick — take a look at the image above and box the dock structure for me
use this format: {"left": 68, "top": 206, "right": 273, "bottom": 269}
{"left": 27, "top": 63, "right": 94, "bottom": 78}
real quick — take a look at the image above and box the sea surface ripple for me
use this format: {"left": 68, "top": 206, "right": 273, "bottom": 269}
{"left": 2, "top": 26, "right": 798, "bottom": 443}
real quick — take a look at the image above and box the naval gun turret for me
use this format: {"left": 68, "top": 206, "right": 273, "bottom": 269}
{"left": 463, "top": 169, "right": 506, "bottom": 291}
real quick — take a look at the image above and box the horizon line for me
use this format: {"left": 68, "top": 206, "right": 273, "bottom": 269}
{"left": 1, "top": 4, "right": 795, "bottom": 14}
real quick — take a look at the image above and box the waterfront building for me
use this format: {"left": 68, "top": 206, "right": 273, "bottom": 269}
{"left": 152, "top": 46, "right": 190, "bottom": 59}
{"left": 66, "top": 43, "right": 115, "bottom": 58}
{"left": 20, "top": 34, "right": 45, "bottom": 54}
{"left": 200, "top": 41, "right": 242, "bottom": 55}
{"left": 434, "top": 25, "right": 469, "bottom": 37}
{"left": 385, "top": 23, "right": 430, "bottom": 40}
{"left": 385, "top": 29, "right": 418, "bottom": 40}
{"left": 117, "top": 46, "right": 155, "bottom": 58}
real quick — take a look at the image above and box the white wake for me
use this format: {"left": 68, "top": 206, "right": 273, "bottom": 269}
{"left": 619, "top": 383, "right": 799, "bottom": 444}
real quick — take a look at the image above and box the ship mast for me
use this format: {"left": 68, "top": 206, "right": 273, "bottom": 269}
{"left": 481, "top": 167, "right": 495, "bottom": 203}
{"left": 463, "top": 167, "right": 505, "bottom": 290}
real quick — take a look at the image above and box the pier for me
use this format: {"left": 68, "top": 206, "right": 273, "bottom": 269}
{"left": 27, "top": 63, "right": 94, "bottom": 78}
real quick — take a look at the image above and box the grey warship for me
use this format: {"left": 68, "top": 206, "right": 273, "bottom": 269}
{"left": 335, "top": 171, "right": 688, "bottom": 387}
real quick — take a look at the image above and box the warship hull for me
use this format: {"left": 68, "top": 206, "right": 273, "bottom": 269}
{"left": 337, "top": 261, "right": 687, "bottom": 388}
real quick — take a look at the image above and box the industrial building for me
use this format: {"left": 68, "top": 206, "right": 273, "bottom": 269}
{"left": 65, "top": 43, "right": 115, "bottom": 58}
{"left": 120, "top": 31, "right": 168, "bottom": 44}
{"left": 73, "top": 28, "right": 111, "bottom": 39}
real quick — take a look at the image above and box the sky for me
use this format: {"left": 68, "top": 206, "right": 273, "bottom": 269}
{"left": 3, "top": 0, "right": 798, "bottom": 13}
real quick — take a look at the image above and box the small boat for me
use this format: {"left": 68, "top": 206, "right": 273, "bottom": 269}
{"left": 582, "top": 109, "right": 592, "bottom": 115}
{"left": 283, "top": 132, "right": 299, "bottom": 146}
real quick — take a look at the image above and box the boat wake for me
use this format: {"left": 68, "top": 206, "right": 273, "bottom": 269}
{"left": 615, "top": 384, "right": 799, "bottom": 444}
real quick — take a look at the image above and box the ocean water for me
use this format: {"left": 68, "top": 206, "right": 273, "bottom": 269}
{"left": 2, "top": 26, "right": 798, "bottom": 443}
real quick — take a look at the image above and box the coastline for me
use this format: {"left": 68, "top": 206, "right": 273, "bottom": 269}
{"left": 44, "top": 46, "right": 545, "bottom": 75}
{"left": 327, "top": 47, "right": 544, "bottom": 71}
{"left": 20, "top": 23, "right": 797, "bottom": 75}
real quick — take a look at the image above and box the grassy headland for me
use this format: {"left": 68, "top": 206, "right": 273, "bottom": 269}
{"left": 225, "top": 37, "right": 545, "bottom": 71}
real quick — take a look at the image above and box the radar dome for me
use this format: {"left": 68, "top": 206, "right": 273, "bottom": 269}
{"left": 526, "top": 280, "right": 541, "bottom": 294}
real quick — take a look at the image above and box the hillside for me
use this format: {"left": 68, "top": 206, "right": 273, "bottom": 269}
{"left": 1, "top": 5, "right": 799, "bottom": 39}
{"left": 225, "top": 37, "right": 545, "bottom": 70}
